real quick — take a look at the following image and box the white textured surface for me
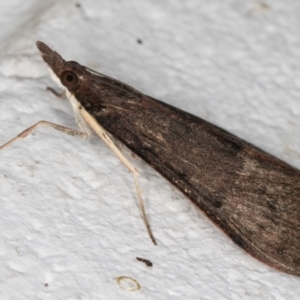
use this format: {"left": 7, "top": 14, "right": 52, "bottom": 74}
{"left": 0, "top": 1, "right": 300, "bottom": 299}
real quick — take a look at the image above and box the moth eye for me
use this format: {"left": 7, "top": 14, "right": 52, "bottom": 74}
{"left": 60, "top": 70, "right": 78, "bottom": 88}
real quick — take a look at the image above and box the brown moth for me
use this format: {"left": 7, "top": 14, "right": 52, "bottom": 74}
{"left": 2, "top": 41, "right": 299, "bottom": 276}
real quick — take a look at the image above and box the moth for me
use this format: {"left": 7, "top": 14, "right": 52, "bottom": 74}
{"left": 1, "top": 41, "right": 299, "bottom": 276}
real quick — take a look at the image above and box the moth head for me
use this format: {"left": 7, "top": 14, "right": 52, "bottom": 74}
{"left": 36, "top": 41, "right": 83, "bottom": 92}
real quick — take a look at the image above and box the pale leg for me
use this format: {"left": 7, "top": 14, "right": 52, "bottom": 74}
{"left": 0, "top": 120, "right": 89, "bottom": 151}
{"left": 1, "top": 111, "right": 157, "bottom": 245}
{"left": 80, "top": 108, "right": 158, "bottom": 246}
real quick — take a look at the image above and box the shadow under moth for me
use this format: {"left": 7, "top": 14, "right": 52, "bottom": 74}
{"left": 1, "top": 41, "right": 299, "bottom": 277}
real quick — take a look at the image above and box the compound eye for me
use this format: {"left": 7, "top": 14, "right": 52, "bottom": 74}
{"left": 60, "top": 70, "right": 78, "bottom": 89}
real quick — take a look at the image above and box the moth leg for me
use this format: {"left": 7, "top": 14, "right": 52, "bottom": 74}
{"left": 133, "top": 170, "right": 157, "bottom": 245}
{"left": 100, "top": 134, "right": 157, "bottom": 246}
{"left": 47, "top": 87, "right": 66, "bottom": 98}
{"left": 80, "top": 109, "right": 157, "bottom": 245}
{"left": 0, "top": 120, "right": 89, "bottom": 151}
{"left": 104, "top": 131, "right": 157, "bottom": 246}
